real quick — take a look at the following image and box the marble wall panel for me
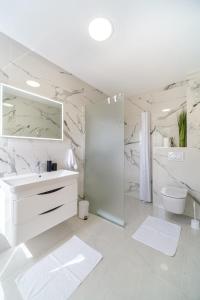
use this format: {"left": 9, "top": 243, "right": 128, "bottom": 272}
{"left": 187, "top": 74, "right": 200, "bottom": 149}
{"left": 127, "top": 76, "right": 200, "bottom": 219}
{"left": 124, "top": 97, "right": 150, "bottom": 198}
{"left": 153, "top": 147, "right": 200, "bottom": 218}
{"left": 148, "top": 76, "right": 200, "bottom": 218}
{"left": 0, "top": 32, "right": 107, "bottom": 197}
{"left": 147, "top": 82, "right": 187, "bottom": 147}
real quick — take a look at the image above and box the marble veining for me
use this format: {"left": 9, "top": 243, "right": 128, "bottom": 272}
{"left": 150, "top": 75, "right": 200, "bottom": 218}
{"left": 0, "top": 68, "right": 9, "bottom": 79}
{"left": 2, "top": 92, "right": 62, "bottom": 139}
{"left": 151, "top": 86, "right": 187, "bottom": 147}
{"left": 157, "top": 101, "right": 186, "bottom": 121}
{"left": 127, "top": 75, "right": 200, "bottom": 219}
{"left": 0, "top": 32, "right": 107, "bottom": 198}
{"left": 163, "top": 79, "right": 189, "bottom": 90}
{"left": 124, "top": 97, "right": 149, "bottom": 198}
{"left": 1, "top": 32, "right": 200, "bottom": 218}
{"left": 153, "top": 147, "right": 200, "bottom": 218}
{"left": 187, "top": 75, "right": 200, "bottom": 149}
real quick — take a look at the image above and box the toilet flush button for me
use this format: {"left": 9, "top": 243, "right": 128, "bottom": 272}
{"left": 168, "top": 151, "right": 184, "bottom": 161}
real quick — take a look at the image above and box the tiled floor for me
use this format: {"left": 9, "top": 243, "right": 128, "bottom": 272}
{"left": 0, "top": 197, "right": 200, "bottom": 300}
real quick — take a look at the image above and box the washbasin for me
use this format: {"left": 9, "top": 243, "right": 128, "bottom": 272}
{"left": 0, "top": 169, "right": 78, "bottom": 194}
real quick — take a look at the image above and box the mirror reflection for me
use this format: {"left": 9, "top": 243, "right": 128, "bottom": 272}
{"left": 1, "top": 84, "right": 63, "bottom": 140}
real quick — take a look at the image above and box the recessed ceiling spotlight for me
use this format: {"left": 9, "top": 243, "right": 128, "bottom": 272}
{"left": 26, "top": 80, "right": 40, "bottom": 87}
{"left": 89, "top": 18, "right": 113, "bottom": 41}
{"left": 3, "top": 103, "right": 14, "bottom": 107}
{"left": 162, "top": 108, "right": 171, "bottom": 112}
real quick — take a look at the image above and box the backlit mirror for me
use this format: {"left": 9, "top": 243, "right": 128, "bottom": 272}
{"left": 0, "top": 84, "right": 63, "bottom": 140}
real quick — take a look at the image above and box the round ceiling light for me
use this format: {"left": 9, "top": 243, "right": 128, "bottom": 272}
{"left": 89, "top": 18, "right": 113, "bottom": 41}
{"left": 26, "top": 80, "right": 40, "bottom": 88}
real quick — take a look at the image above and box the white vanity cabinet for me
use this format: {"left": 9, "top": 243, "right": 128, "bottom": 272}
{"left": 0, "top": 170, "right": 78, "bottom": 246}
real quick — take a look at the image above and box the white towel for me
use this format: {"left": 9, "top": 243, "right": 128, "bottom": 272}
{"left": 16, "top": 255, "right": 80, "bottom": 300}
{"left": 132, "top": 216, "right": 181, "bottom": 256}
{"left": 67, "top": 148, "right": 78, "bottom": 170}
{"left": 16, "top": 236, "right": 103, "bottom": 300}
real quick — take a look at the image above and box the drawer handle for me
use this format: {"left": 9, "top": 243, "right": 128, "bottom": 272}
{"left": 38, "top": 187, "right": 65, "bottom": 195}
{"left": 39, "top": 204, "right": 64, "bottom": 215}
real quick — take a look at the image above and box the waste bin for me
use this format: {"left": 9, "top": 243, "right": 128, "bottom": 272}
{"left": 78, "top": 200, "right": 89, "bottom": 220}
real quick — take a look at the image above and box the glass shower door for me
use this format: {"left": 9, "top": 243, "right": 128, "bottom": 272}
{"left": 85, "top": 100, "right": 125, "bottom": 226}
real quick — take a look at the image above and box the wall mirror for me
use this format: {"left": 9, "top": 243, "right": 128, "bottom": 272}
{"left": 0, "top": 84, "right": 63, "bottom": 140}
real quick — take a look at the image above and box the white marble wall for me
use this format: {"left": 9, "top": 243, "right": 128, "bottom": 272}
{"left": 151, "top": 82, "right": 187, "bottom": 147}
{"left": 152, "top": 76, "right": 200, "bottom": 218}
{"left": 187, "top": 73, "right": 200, "bottom": 149}
{"left": 124, "top": 97, "right": 150, "bottom": 198}
{"left": 153, "top": 147, "right": 200, "bottom": 218}
{"left": 124, "top": 81, "right": 187, "bottom": 199}
{"left": 0, "top": 33, "right": 107, "bottom": 197}
{"left": 126, "top": 75, "right": 200, "bottom": 219}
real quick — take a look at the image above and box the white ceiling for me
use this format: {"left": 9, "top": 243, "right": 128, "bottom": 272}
{"left": 0, "top": 0, "right": 200, "bottom": 96}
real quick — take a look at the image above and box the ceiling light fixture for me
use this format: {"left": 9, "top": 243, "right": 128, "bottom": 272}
{"left": 89, "top": 18, "right": 113, "bottom": 41}
{"left": 26, "top": 80, "right": 40, "bottom": 88}
{"left": 162, "top": 108, "right": 171, "bottom": 112}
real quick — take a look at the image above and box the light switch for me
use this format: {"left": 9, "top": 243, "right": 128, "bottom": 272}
{"left": 168, "top": 151, "right": 184, "bottom": 161}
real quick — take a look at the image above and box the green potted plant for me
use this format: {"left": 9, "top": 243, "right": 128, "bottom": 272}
{"left": 178, "top": 110, "right": 187, "bottom": 147}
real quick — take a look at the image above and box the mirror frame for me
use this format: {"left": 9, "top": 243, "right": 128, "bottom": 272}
{"left": 0, "top": 83, "right": 63, "bottom": 141}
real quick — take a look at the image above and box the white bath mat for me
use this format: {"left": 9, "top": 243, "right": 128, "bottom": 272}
{"left": 16, "top": 236, "right": 102, "bottom": 300}
{"left": 132, "top": 216, "right": 181, "bottom": 256}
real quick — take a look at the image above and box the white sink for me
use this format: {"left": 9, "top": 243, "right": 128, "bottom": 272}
{"left": 0, "top": 169, "right": 78, "bottom": 194}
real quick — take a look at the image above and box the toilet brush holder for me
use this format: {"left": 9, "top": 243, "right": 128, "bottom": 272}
{"left": 191, "top": 200, "right": 199, "bottom": 229}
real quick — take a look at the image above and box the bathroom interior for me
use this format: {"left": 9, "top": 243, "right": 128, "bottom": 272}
{"left": 0, "top": 1, "right": 200, "bottom": 299}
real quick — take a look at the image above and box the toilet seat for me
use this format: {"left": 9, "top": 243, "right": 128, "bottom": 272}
{"left": 161, "top": 187, "right": 187, "bottom": 199}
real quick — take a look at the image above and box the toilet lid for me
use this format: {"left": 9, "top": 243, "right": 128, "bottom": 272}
{"left": 161, "top": 187, "right": 188, "bottom": 199}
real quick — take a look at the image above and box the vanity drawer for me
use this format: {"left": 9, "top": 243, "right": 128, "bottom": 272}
{"left": 13, "top": 200, "right": 77, "bottom": 245}
{"left": 13, "top": 183, "right": 77, "bottom": 224}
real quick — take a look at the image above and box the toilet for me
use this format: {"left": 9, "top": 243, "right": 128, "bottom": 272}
{"left": 161, "top": 186, "right": 188, "bottom": 214}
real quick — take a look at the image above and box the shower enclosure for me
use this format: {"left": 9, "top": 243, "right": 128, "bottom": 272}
{"left": 85, "top": 96, "right": 125, "bottom": 226}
